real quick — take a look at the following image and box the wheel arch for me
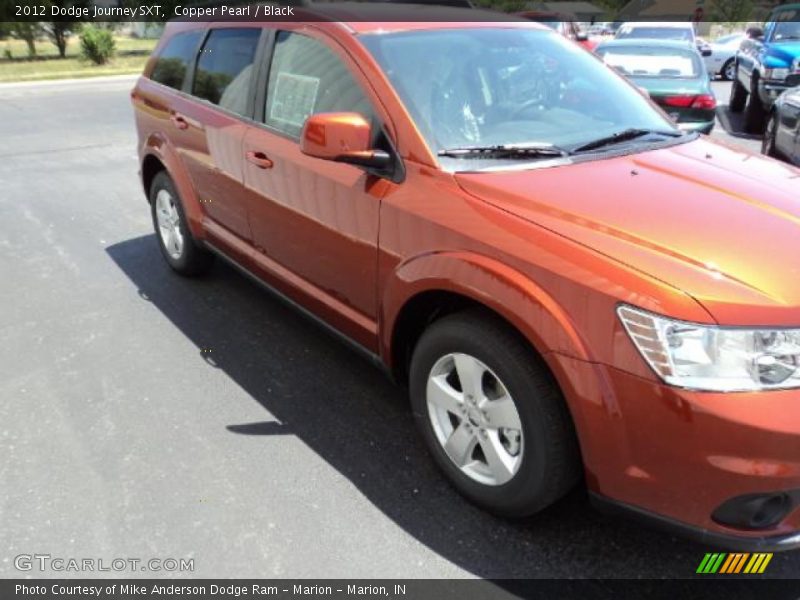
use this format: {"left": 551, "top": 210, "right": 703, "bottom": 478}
{"left": 382, "top": 251, "right": 594, "bottom": 385}
{"left": 141, "top": 154, "right": 166, "bottom": 200}
{"left": 140, "top": 134, "right": 205, "bottom": 239}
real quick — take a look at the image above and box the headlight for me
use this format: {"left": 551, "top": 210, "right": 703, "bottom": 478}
{"left": 617, "top": 305, "right": 800, "bottom": 391}
{"left": 764, "top": 67, "right": 790, "bottom": 81}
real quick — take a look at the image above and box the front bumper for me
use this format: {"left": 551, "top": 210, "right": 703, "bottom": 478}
{"left": 591, "top": 492, "right": 800, "bottom": 552}
{"left": 550, "top": 354, "right": 800, "bottom": 549}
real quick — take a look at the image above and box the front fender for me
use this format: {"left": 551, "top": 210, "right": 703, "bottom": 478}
{"left": 380, "top": 251, "right": 616, "bottom": 477}
{"left": 381, "top": 250, "right": 594, "bottom": 366}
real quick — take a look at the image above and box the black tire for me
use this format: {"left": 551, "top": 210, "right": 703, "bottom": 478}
{"left": 149, "top": 171, "right": 214, "bottom": 276}
{"left": 721, "top": 58, "right": 735, "bottom": 82}
{"left": 728, "top": 68, "right": 747, "bottom": 113}
{"left": 409, "top": 309, "right": 581, "bottom": 517}
{"left": 762, "top": 111, "right": 780, "bottom": 158}
{"left": 743, "top": 75, "right": 766, "bottom": 134}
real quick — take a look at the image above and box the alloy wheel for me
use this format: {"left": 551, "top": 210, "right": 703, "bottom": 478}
{"left": 426, "top": 353, "right": 524, "bottom": 486}
{"left": 155, "top": 189, "right": 184, "bottom": 260}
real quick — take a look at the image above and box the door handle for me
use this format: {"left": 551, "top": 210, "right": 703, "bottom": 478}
{"left": 170, "top": 113, "right": 189, "bottom": 130}
{"left": 245, "top": 151, "right": 274, "bottom": 169}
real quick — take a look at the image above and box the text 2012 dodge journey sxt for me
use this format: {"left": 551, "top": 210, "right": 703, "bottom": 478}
{"left": 132, "top": 7, "right": 800, "bottom": 550}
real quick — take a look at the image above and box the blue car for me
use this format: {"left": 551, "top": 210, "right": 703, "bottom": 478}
{"left": 730, "top": 3, "right": 800, "bottom": 133}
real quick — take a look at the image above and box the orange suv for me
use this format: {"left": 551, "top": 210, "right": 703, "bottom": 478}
{"left": 132, "top": 8, "right": 800, "bottom": 550}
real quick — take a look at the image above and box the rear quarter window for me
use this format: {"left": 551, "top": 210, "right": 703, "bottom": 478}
{"left": 150, "top": 30, "right": 204, "bottom": 91}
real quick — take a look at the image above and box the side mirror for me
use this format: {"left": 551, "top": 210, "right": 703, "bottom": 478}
{"left": 702, "top": 48, "right": 712, "bottom": 57}
{"left": 300, "top": 112, "right": 391, "bottom": 170}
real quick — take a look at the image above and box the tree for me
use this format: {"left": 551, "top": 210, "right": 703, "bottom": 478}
{"left": 711, "top": 0, "right": 755, "bottom": 23}
{"left": 43, "top": 0, "right": 92, "bottom": 58}
{"left": 11, "top": 23, "right": 41, "bottom": 58}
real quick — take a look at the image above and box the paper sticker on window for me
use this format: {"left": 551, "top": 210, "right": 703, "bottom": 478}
{"left": 269, "top": 72, "right": 320, "bottom": 128}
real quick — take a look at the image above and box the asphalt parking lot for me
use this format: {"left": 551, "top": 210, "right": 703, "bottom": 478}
{"left": 0, "top": 75, "right": 797, "bottom": 580}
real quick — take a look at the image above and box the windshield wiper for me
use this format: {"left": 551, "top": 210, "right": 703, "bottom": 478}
{"left": 438, "top": 142, "right": 569, "bottom": 159}
{"left": 571, "top": 128, "right": 683, "bottom": 153}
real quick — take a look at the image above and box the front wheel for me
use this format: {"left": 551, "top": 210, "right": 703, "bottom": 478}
{"left": 150, "top": 171, "right": 214, "bottom": 276}
{"left": 409, "top": 310, "right": 581, "bottom": 517}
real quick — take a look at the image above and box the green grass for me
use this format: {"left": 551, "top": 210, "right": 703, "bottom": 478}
{"left": 0, "top": 36, "right": 157, "bottom": 83}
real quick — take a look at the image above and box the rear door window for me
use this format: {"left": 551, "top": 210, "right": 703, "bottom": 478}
{"left": 150, "top": 30, "right": 203, "bottom": 91}
{"left": 192, "top": 28, "right": 262, "bottom": 116}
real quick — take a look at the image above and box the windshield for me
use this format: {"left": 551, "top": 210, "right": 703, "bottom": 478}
{"left": 773, "top": 18, "right": 800, "bottom": 42}
{"left": 596, "top": 45, "right": 701, "bottom": 78}
{"left": 359, "top": 28, "right": 677, "bottom": 169}
{"left": 616, "top": 26, "right": 693, "bottom": 42}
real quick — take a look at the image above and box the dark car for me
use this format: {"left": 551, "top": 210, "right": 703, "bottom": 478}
{"left": 595, "top": 39, "right": 716, "bottom": 133}
{"left": 763, "top": 84, "right": 800, "bottom": 163}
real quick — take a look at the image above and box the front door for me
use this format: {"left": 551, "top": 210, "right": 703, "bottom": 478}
{"left": 242, "top": 28, "right": 394, "bottom": 349}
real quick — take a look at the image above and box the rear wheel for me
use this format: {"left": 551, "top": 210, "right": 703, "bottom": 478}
{"left": 762, "top": 111, "right": 780, "bottom": 158}
{"left": 409, "top": 310, "right": 581, "bottom": 517}
{"left": 728, "top": 67, "right": 747, "bottom": 112}
{"left": 150, "top": 171, "right": 214, "bottom": 276}
{"left": 743, "top": 75, "right": 766, "bottom": 133}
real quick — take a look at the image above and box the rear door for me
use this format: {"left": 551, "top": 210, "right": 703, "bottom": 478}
{"left": 176, "top": 26, "right": 265, "bottom": 241}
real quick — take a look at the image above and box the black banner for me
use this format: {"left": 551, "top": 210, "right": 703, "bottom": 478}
{"left": 3, "top": 580, "right": 800, "bottom": 600}
{"left": 1, "top": 0, "right": 799, "bottom": 23}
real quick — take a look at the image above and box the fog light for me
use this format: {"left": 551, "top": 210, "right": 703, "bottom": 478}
{"left": 712, "top": 492, "right": 793, "bottom": 530}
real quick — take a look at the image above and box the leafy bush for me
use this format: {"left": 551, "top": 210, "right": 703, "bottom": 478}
{"left": 79, "top": 26, "right": 116, "bottom": 65}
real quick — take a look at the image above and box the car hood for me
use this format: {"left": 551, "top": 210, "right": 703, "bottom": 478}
{"left": 766, "top": 41, "right": 800, "bottom": 64}
{"left": 454, "top": 138, "right": 800, "bottom": 326}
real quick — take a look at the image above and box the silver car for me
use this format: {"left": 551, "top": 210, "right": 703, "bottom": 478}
{"left": 703, "top": 33, "right": 745, "bottom": 80}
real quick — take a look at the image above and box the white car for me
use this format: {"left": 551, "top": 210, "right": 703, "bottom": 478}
{"left": 615, "top": 22, "right": 713, "bottom": 60}
{"left": 703, "top": 33, "right": 745, "bottom": 80}
{"left": 616, "top": 22, "right": 697, "bottom": 45}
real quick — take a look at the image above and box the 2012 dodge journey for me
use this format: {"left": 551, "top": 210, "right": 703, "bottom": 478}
{"left": 132, "top": 6, "right": 800, "bottom": 550}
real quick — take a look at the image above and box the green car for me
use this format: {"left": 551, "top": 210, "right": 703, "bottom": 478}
{"left": 595, "top": 39, "right": 717, "bottom": 134}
